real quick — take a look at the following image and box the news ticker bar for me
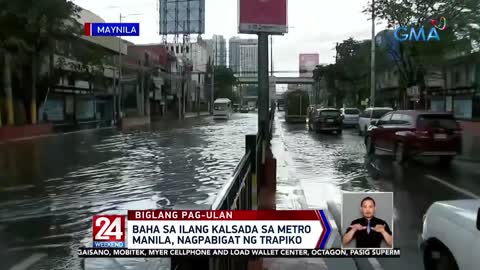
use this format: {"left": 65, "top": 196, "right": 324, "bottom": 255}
{"left": 78, "top": 248, "right": 401, "bottom": 258}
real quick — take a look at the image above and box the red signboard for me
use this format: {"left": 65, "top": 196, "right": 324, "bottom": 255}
{"left": 238, "top": 0, "right": 288, "bottom": 34}
{"left": 299, "top": 54, "right": 319, "bottom": 77}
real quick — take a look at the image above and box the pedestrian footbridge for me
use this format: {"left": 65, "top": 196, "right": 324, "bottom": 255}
{"left": 236, "top": 76, "right": 314, "bottom": 84}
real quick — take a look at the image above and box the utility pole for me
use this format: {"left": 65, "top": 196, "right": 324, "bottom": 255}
{"left": 118, "top": 13, "right": 123, "bottom": 121}
{"left": 270, "top": 36, "right": 273, "bottom": 77}
{"left": 210, "top": 37, "right": 217, "bottom": 115}
{"left": 370, "top": 0, "right": 376, "bottom": 107}
{"left": 270, "top": 35, "right": 274, "bottom": 109}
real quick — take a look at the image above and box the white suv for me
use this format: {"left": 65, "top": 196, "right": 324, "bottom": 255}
{"left": 419, "top": 200, "right": 480, "bottom": 270}
{"left": 358, "top": 107, "right": 393, "bottom": 135}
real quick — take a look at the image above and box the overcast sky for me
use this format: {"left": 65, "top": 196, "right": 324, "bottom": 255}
{"left": 73, "top": 0, "right": 376, "bottom": 75}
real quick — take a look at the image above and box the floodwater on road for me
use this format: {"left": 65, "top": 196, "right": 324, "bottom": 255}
{"left": 274, "top": 111, "right": 480, "bottom": 270}
{"left": 0, "top": 114, "right": 257, "bottom": 270}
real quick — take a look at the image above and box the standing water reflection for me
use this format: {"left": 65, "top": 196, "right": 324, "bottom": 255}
{"left": 0, "top": 114, "right": 257, "bottom": 270}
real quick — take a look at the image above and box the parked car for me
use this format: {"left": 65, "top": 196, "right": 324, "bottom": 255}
{"left": 365, "top": 111, "right": 462, "bottom": 164}
{"left": 419, "top": 199, "right": 480, "bottom": 270}
{"left": 340, "top": 108, "right": 360, "bottom": 128}
{"left": 308, "top": 108, "right": 343, "bottom": 134}
{"left": 358, "top": 107, "right": 393, "bottom": 135}
{"left": 233, "top": 104, "right": 240, "bottom": 112}
{"left": 240, "top": 106, "right": 250, "bottom": 113}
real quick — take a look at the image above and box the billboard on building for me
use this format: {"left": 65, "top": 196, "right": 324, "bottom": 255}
{"left": 159, "top": 0, "right": 205, "bottom": 35}
{"left": 299, "top": 54, "right": 319, "bottom": 78}
{"left": 238, "top": 0, "right": 288, "bottom": 34}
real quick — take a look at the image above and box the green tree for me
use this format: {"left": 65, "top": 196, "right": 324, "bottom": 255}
{"left": 0, "top": 0, "right": 80, "bottom": 125}
{"left": 364, "top": 0, "right": 479, "bottom": 108}
{"left": 23, "top": 0, "right": 81, "bottom": 124}
{"left": 0, "top": 1, "right": 30, "bottom": 125}
{"left": 207, "top": 62, "right": 238, "bottom": 103}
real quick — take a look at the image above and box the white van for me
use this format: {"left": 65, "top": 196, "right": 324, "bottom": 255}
{"left": 358, "top": 107, "right": 393, "bottom": 135}
{"left": 340, "top": 108, "right": 360, "bottom": 127}
{"left": 213, "top": 98, "right": 232, "bottom": 120}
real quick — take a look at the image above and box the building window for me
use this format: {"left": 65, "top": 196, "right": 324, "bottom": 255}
{"left": 454, "top": 69, "right": 461, "bottom": 85}
{"left": 465, "top": 65, "right": 471, "bottom": 84}
{"left": 430, "top": 98, "right": 445, "bottom": 112}
{"left": 453, "top": 96, "right": 472, "bottom": 119}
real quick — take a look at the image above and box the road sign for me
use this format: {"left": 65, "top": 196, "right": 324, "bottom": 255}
{"left": 407, "top": 86, "right": 420, "bottom": 97}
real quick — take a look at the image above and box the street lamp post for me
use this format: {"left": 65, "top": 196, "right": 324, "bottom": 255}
{"left": 370, "top": 0, "right": 376, "bottom": 107}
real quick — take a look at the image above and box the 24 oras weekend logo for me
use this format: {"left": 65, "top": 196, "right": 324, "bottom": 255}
{"left": 393, "top": 17, "right": 447, "bottom": 42}
{"left": 92, "top": 215, "right": 126, "bottom": 248}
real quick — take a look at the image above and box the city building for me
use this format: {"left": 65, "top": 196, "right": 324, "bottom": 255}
{"left": 39, "top": 7, "right": 126, "bottom": 130}
{"left": 429, "top": 52, "right": 480, "bottom": 120}
{"left": 205, "top": 35, "right": 227, "bottom": 66}
{"left": 126, "top": 44, "right": 171, "bottom": 117}
{"left": 229, "top": 37, "right": 241, "bottom": 74}
{"left": 164, "top": 41, "right": 210, "bottom": 115}
{"left": 229, "top": 37, "right": 258, "bottom": 77}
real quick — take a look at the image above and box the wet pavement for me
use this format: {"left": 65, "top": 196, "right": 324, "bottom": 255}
{"left": 0, "top": 114, "right": 257, "bottom": 270}
{"left": 1, "top": 111, "right": 479, "bottom": 270}
{"left": 273, "top": 112, "right": 480, "bottom": 270}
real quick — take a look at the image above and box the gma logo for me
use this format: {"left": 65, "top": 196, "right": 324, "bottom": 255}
{"left": 393, "top": 26, "right": 441, "bottom": 42}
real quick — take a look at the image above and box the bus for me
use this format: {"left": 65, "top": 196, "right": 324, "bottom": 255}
{"left": 213, "top": 98, "right": 232, "bottom": 120}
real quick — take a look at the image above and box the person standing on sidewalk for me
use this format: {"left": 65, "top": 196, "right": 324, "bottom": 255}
{"left": 343, "top": 197, "right": 393, "bottom": 248}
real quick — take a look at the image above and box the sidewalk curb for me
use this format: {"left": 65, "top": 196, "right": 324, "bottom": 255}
{"left": 0, "top": 126, "right": 115, "bottom": 145}
{"left": 454, "top": 156, "right": 480, "bottom": 163}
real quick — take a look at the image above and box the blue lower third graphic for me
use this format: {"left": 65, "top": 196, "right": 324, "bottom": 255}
{"left": 93, "top": 241, "right": 125, "bottom": 248}
{"left": 91, "top": 23, "right": 140, "bottom": 37}
{"left": 319, "top": 210, "right": 332, "bottom": 249}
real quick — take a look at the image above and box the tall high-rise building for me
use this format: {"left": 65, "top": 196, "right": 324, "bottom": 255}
{"left": 205, "top": 35, "right": 226, "bottom": 66}
{"left": 229, "top": 37, "right": 241, "bottom": 73}
{"left": 229, "top": 37, "right": 258, "bottom": 77}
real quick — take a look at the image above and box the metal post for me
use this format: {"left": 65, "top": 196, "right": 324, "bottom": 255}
{"left": 258, "top": 33, "right": 269, "bottom": 143}
{"left": 246, "top": 134, "right": 257, "bottom": 210}
{"left": 118, "top": 13, "right": 123, "bottom": 120}
{"left": 270, "top": 36, "right": 273, "bottom": 77}
{"left": 112, "top": 67, "right": 117, "bottom": 124}
{"left": 210, "top": 37, "right": 217, "bottom": 115}
{"left": 370, "top": 0, "right": 376, "bottom": 107}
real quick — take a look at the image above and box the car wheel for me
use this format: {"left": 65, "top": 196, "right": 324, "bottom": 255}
{"left": 365, "top": 136, "right": 374, "bottom": 154}
{"left": 438, "top": 156, "right": 453, "bottom": 166}
{"left": 424, "top": 245, "right": 459, "bottom": 270}
{"left": 394, "top": 142, "right": 407, "bottom": 164}
{"left": 337, "top": 129, "right": 342, "bottom": 135}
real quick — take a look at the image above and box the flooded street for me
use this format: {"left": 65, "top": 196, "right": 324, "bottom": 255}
{"left": 1, "top": 112, "right": 480, "bottom": 270}
{"left": 0, "top": 114, "right": 257, "bottom": 270}
{"left": 274, "top": 112, "right": 480, "bottom": 270}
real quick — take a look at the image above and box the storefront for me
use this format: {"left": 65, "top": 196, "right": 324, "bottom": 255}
{"left": 40, "top": 88, "right": 114, "bottom": 130}
{"left": 429, "top": 88, "right": 480, "bottom": 120}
